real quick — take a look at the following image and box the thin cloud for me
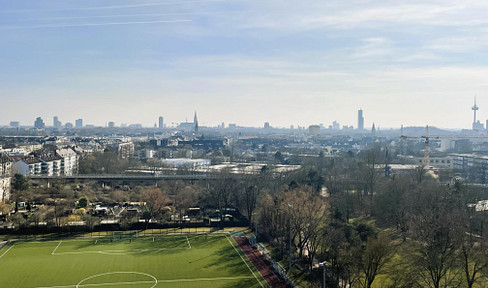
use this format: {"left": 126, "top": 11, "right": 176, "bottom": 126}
{"left": 29, "top": 13, "right": 195, "bottom": 21}
{"left": 352, "top": 38, "right": 393, "bottom": 59}
{"left": 427, "top": 35, "right": 488, "bottom": 52}
{"left": 0, "top": 0, "right": 225, "bottom": 13}
{"left": 238, "top": 1, "right": 488, "bottom": 31}
{"left": 32, "top": 19, "right": 192, "bottom": 29}
{"left": 19, "top": 10, "right": 243, "bottom": 22}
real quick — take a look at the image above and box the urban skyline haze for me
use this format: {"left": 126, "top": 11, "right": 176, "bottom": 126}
{"left": 1, "top": 0, "right": 488, "bottom": 129}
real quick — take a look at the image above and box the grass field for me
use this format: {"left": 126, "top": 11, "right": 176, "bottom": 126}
{"left": 0, "top": 234, "right": 268, "bottom": 288}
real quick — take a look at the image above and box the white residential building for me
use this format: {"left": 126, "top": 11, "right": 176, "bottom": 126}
{"left": 0, "top": 153, "right": 13, "bottom": 201}
{"left": 118, "top": 142, "right": 135, "bottom": 159}
{"left": 37, "top": 153, "right": 63, "bottom": 176}
{"left": 12, "top": 156, "right": 42, "bottom": 176}
{"left": 57, "top": 148, "right": 79, "bottom": 175}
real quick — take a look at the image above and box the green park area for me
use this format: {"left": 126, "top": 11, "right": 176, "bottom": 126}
{"left": 0, "top": 233, "right": 267, "bottom": 288}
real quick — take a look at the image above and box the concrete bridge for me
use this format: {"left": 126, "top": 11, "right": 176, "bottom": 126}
{"left": 29, "top": 174, "right": 217, "bottom": 184}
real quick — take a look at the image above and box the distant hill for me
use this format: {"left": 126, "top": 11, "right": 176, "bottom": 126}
{"left": 401, "top": 126, "right": 459, "bottom": 137}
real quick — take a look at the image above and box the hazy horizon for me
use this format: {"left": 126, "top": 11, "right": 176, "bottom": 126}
{"left": 2, "top": 0, "right": 488, "bottom": 129}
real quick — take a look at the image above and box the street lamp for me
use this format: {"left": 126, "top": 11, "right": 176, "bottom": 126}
{"left": 254, "top": 186, "right": 258, "bottom": 242}
{"left": 319, "top": 261, "right": 326, "bottom": 288}
{"left": 288, "top": 204, "right": 292, "bottom": 273}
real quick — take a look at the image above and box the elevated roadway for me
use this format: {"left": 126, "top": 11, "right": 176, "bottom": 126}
{"left": 30, "top": 174, "right": 217, "bottom": 182}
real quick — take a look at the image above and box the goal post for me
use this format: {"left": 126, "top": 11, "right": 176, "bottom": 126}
{"left": 111, "top": 230, "right": 139, "bottom": 240}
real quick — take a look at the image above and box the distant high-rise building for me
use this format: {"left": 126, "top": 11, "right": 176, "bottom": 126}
{"left": 372, "top": 123, "right": 376, "bottom": 135}
{"left": 53, "top": 116, "right": 61, "bottom": 129}
{"left": 264, "top": 122, "right": 270, "bottom": 129}
{"left": 34, "top": 117, "right": 45, "bottom": 129}
{"left": 65, "top": 122, "right": 73, "bottom": 129}
{"left": 10, "top": 121, "right": 19, "bottom": 128}
{"left": 194, "top": 111, "right": 199, "bottom": 132}
{"left": 108, "top": 121, "right": 115, "bottom": 128}
{"left": 358, "top": 109, "right": 364, "bottom": 130}
{"left": 474, "top": 121, "right": 484, "bottom": 131}
{"left": 308, "top": 125, "right": 320, "bottom": 135}
{"left": 75, "top": 119, "right": 83, "bottom": 129}
{"left": 158, "top": 116, "right": 164, "bottom": 129}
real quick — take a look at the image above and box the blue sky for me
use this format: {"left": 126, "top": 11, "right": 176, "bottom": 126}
{"left": 1, "top": 0, "right": 488, "bottom": 129}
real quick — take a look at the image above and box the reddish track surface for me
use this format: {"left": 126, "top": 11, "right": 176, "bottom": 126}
{"left": 233, "top": 236, "right": 289, "bottom": 288}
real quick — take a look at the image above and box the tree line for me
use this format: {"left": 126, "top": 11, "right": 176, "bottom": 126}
{"left": 4, "top": 145, "right": 488, "bottom": 287}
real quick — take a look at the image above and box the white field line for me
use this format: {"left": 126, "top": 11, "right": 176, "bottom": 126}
{"left": 81, "top": 280, "right": 153, "bottom": 287}
{"left": 53, "top": 246, "right": 190, "bottom": 256}
{"left": 52, "top": 241, "right": 63, "bottom": 255}
{"left": 186, "top": 236, "right": 191, "bottom": 249}
{"left": 53, "top": 250, "right": 125, "bottom": 256}
{"left": 36, "top": 281, "right": 153, "bottom": 288}
{"left": 75, "top": 271, "right": 157, "bottom": 288}
{"left": 34, "top": 276, "right": 255, "bottom": 288}
{"left": 0, "top": 243, "right": 15, "bottom": 258}
{"left": 158, "top": 276, "right": 254, "bottom": 283}
{"left": 226, "top": 236, "right": 265, "bottom": 288}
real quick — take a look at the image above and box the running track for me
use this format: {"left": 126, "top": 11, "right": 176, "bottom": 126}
{"left": 233, "top": 236, "right": 289, "bottom": 288}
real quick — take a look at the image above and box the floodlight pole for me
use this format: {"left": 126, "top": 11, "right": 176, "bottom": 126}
{"left": 319, "top": 262, "right": 326, "bottom": 288}
{"left": 255, "top": 186, "right": 258, "bottom": 242}
{"left": 288, "top": 204, "right": 292, "bottom": 273}
{"left": 255, "top": 219, "right": 258, "bottom": 241}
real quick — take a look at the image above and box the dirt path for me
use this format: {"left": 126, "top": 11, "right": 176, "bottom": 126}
{"left": 233, "top": 236, "right": 289, "bottom": 288}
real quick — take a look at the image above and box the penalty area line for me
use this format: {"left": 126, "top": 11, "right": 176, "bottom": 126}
{"left": 52, "top": 241, "right": 62, "bottom": 255}
{"left": 186, "top": 236, "right": 191, "bottom": 249}
{"left": 0, "top": 243, "right": 15, "bottom": 258}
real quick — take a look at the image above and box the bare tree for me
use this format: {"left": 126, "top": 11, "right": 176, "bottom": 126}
{"left": 203, "top": 171, "right": 236, "bottom": 226}
{"left": 356, "top": 233, "right": 394, "bottom": 288}
{"left": 257, "top": 191, "right": 288, "bottom": 257}
{"left": 142, "top": 187, "right": 169, "bottom": 222}
{"left": 459, "top": 231, "right": 488, "bottom": 288}
{"left": 284, "top": 187, "right": 329, "bottom": 260}
{"left": 375, "top": 175, "right": 413, "bottom": 241}
{"left": 411, "top": 165, "right": 428, "bottom": 185}
{"left": 360, "top": 146, "right": 383, "bottom": 206}
{"left": 174, "top": 185, "right": 199, "bottom": 223}
{"left": 409, "top": 184, "right": 461, "bottom": 288}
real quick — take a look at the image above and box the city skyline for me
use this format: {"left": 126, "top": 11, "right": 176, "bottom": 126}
{"left": 2, "top": 1, "right": 488, "bottom": 129}
{"left": 2, "top": 103, "right": 486, "bottom": 130}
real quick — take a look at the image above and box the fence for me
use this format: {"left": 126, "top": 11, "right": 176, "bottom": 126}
{"left": 246, "top": 234, "right": 295, "bottom": 287}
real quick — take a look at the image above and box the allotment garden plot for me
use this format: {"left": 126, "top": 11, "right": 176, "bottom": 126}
{"left": 0, "top": 234, "right": 267, "bottom": 288}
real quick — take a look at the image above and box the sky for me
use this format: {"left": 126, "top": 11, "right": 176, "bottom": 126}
{"left": 1, "top": 0, "right": 488, "bottom": 129}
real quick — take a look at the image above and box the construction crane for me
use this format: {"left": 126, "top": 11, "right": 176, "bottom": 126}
{"left": 400, "top": 125, "right": 431, "bottom": 166}
{"left": 401, "top": 125, "right": 488, "bottom": 167}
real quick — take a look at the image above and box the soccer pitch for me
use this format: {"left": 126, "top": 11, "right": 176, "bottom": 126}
{"left": 0, "top": 234, "right": 268, "bottom": 288}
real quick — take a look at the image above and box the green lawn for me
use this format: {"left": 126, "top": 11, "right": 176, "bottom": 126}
{"left": 0, "top": 234, "right": 267, "bottom": 288}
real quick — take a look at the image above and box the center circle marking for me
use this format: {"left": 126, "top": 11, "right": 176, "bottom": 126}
{"left": 75, "top": 271, "right": 157, "bottom": 288}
